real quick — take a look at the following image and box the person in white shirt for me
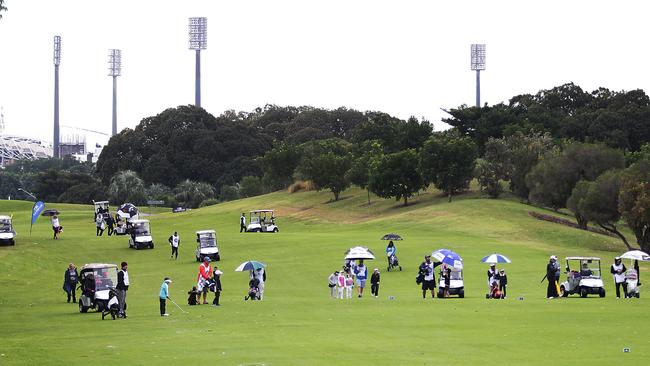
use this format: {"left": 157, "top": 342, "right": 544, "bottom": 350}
{"left": 51, "top": 215, "right": 61, "bottom": 239}
{"left": 251, "top": 268, "right": 266, "bottom": 300}
{"left": 611, "top": 257, "right": 628, "bottom": 298}
{"left": 168, "top": 232, "right": 180, "bottom": 259}
{"left": 337, "top": 271, "right": 346, "bottom": 299}
{"left": 328, "top": 271, "right": 338, "bottom": 298}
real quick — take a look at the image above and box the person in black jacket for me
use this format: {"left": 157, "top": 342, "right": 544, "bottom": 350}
{"left": 370, "top": 268, "right": 380, "bottom": 297}
{"left": 212, "top": 268, "right": 223, "bottom": 306}
{"left": 546, "top": 256, "right": 559, "bottom": 298}
{"left": 63, "top": 263, "right": 79, "bottom": 303}
{"left": 498, "top": 269, "right": 508, "bottom": 299}
{"left": 116, "top": 262, "right": 129, "bottom": 318}
{"left": 419, "top": 255, "right": 442, "bottom": 299}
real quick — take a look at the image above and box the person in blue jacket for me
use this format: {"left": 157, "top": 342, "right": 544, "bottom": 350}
{"left": 386, "top": 241, "right": 396, "bottom": 268}
{"left": 159, "top": 277, "right": 172, "bottom": 316}
{"left": 354, "top": 260, "right": 368, "bottom": 298}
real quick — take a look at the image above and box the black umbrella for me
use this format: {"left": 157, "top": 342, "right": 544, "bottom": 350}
{"left": 381, "top": 233, "right": 402, "bottom": 241}
{"left": 41, "top": 209, "right": 60, "bottom": 217}
{"left": 116, "top": 203, "right": 138, "bottom": 219}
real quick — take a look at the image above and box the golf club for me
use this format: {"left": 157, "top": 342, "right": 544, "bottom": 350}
{"left": 168, "top": 298, "right": 188, "bottom": 313}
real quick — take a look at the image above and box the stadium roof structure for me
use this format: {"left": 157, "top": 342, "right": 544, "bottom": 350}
{"left": 0, "top": 135, "right": 53, "bottom": 165}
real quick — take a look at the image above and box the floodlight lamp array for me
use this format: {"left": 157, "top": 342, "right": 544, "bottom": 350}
{"left": 108, "top": 49, "right": 122, "bottom": 77}
{"left": 188, "top": 17, "right": 207, "bottom": 50}
{"left": 53, "top": 36, "right": 61, "bottom": 66}
{"left": 471, "top": 44, "right": 486, "bottom": 71}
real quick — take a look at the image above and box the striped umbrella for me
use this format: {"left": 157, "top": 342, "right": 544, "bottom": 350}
{"left": 480, "top": 253, "right": 512, "bottom": 264}
{"left": 431, "top": 249, "right": 463, "bottom": 269}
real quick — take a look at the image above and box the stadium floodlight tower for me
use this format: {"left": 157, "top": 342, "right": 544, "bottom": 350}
{"left": 470, "top": 44, "right": 486, "bottom": 108}
{"left": 108, "top": 49, "right": 122, "bottom": 136}
{"left": 53, "top": 35, "right": 62, "bottom": 158}
{"left": 189, "top": 17, "right": 207, "bottom": 108}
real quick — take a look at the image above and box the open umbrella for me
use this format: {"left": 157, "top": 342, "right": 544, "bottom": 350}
{"left": 431, "top": 249, "right": 463, "bottom": 269}
{"left": 620, "top": 250, "right": 650, "bottom": 261}
{"left": 480, "top": 253, "right": 512, "bottom": 264}
{"left": 41, "top": 209, "right": 59, "bottom": 217}
{"left": 235, "top": 261, "right": 266, "bottom": 272}
{"left": 381, "top": 233, "right": 403, "bottom": 241}
{"left": 344, "top": 246, "right": 375, "bottom": 260}
{"left": 116, "top": 203, "right": 138, "bottom": 219}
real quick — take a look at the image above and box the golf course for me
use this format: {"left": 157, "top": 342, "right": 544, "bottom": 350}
{"left": 0, "top": 187, "right": 648, "bottom": 365}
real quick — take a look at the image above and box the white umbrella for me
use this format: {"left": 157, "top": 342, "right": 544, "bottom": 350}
{"left": 619, "top": 250, "right": 650, "bottom": 261}
{"left": 344, "top": 246, "right": 375, "bottom": 260}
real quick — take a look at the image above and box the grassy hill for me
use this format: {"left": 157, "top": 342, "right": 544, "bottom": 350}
{"left": 0, "top": 188, "right": 647, "bottom": 365}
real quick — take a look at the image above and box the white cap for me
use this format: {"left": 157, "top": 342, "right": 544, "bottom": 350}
{"left": 550, "top": 255, "right": 557, "bottom": 260}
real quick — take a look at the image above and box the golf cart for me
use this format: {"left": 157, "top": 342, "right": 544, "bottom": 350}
{"left": 115, "top": 203, "right": 139, "bottom": 235}
{"left": 560, "top": 257, "right": 606, "bottom": 298}
{"left": 437, "top": 268, "right": 465, "bottom": 298}
{"left": 0, "top": 215, "right": 16, "bottom": 246}
{"left": 128, "top": 219, "right": 154, "bottom": 249}
{"left": 246, "top": 210, "right": 278, "bottom": 233}
{"left": 92, "top": 200, "right": 110, "bottom": 220}
{"left": 195, "top": 229, "right": 220, "bottom": 262}
{"left": 78, "top": 263, "right": 119, "bottom": 313}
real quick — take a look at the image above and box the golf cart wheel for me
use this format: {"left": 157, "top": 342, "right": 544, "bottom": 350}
{"left": 599, "top": 288, "right": 606, "bottom": 298}
{"left": 10, "top": 239, "right": 15, "bottom": 246}
{"left": 196, "top": 256, "right": 200, "bottom": 262}
{"left": 437, "top": 292, "right": 443, "bottom": 298}
{"left": 580, "top": 287, "right": 588, "bottom": 298}
{"left": 459, "top": 290, "right": 465, "bottom": 298}
{"left": 150, "top": 242, "right": 154, "bottom": 249}
{"left": 215, "top": 254, "right": 220, "bottom": 261}
{"left": 79, "top": 300, "right": 87, "bottom": 313}
{"left": 387, "top": 266, "right": 391, "bottom": 272}
{"left": 560, "top": 285, "right": 568, "bottom": 298}
{"left": 399, "top": 266, "right": 402, "bottom": 271}
{"left": 273, "top": 228, "right": 279, "bottom": 233}
{"left": 636, "top": 293, "right": 640, "bottom": 298}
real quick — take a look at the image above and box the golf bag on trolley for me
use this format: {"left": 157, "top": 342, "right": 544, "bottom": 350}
{"left": 387, "top": 254, "right": 402, "bottom": 271}
{"left": 626, "top": 269, "right": 640, "bottom": 298}
{"left": 101, "top": 288, "right": 120, "bottom": 320}
{"left": 244, "top": 278, "right": 260, "bottom": 301}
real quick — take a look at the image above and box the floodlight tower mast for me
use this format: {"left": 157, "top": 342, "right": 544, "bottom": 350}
{"left": 53, "top": 35, "right": 61, "bottom": 158}
{"left": 108, "top": 49, "right": 122, "bottom": 136}
{"left": 470, "top": 44, "right": 486, "bottom": 108}
{"left": 188, "top": 17, "right": 207, "bottom": 108}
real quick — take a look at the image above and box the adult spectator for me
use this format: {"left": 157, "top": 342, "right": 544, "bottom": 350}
{"left": 51, "top": 215, "right": 61, "bottom": 239}
{"left": 328, "top": 271, "right": 339, "bottom": 298}
{"left": 95, "top": 213, "right": 105, "bottom": 236}
{"left": 442, "top": 264, "right": 451, "bottom": 298}
{"left": 546, "top": 255, "right": 559, "bottom": 298}
{"left": 370, "top": 268, "right": 380, "bottom": 297}
{"left": 240, "top": 213, "right": 247, "bottom": 233}
{"left": 63, "top": 263, "right": 78, "bottom": 303}
{"left": 159, "top": 277, "right": 172, "bottom": 316}
{"left": 386, "top": 241, "right": 396, "bottom": 268}
{"left": 579, "top": 262, "right": 592, "bottom": 277}
{"left": 611, "top": 257, "right": 628, "bottom": 298}
{"left": 168, "top": 231, "right": 180, "bottom": 260}
{"left": 486, "top": 264, "right": 497, "bottom": 295}
{"left": 212, "top": 268, "right": 223, "bottom": 306}
{"left": 354, "top": 260, "right": 368, "bottom": 298}
{"left": 197, "top": 257, "right": 212, "bottom": 304}
{"left": 251, "top": 267, "right": 266, "bottom": 300}
{"left": 106, "top": 215, "right": 115, "bottom": 236}
{"left": 116, "top": 261, "right": 129, "bottom": 318}
{"left": 498, "top": 269, "right": 508, "bottom": 299}
{"left": 419, "top": 255, "right": 441, "bottom": 299}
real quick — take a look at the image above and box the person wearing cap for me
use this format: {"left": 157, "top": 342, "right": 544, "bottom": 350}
{"left": 212, "top": 267, "right": 223, "bottom": 306}
{"left": 168, "top": 231, "right": 180, "bottom": 260}
{"left": 197, "top": 257, "right": 212, "bottom": 304}
{"left": 63, "top": 263, "right": 78, "bottom": 303}
{"left": 419, "top": 255, "right": 442, "bottom": 299}
{"left": 159, "top": 277, "right": 172, "bottom": 316}
{"left": 498, "top": 269, "right": 508, "bottom": 299}
{"left": 240, "top": 213, "right": 247, "bottom": 233}
{"left": 370, "top": 268, "right": 380, "bottom": 297}
{"left": 250, "top": 267, "right": 266, "bottom": 300}
{"left": 487, "top": 264, "right": 498, "bottom": 296}
{"left": 328, "top": 271, "right": 339, "bottom": 298}
{"left": 546, "top": 255, "right": 560, "bottom": 298}
{"left": 354, "top": 260, "right": 368, "bottom": 298}
{"left": 611, "top": 257, "right": 628, "bottom": 298}
{"left": 116, "top": 261, "right": 129, "bottom": 318}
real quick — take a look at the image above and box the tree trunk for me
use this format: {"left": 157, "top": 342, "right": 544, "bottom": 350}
{"left": 403, "top": 196, "right": 408, "bottom": 206}
{"left": 448, "top": 191, "right": 452, "bottom": 203}
{"left": 598, "top": 222, "right": 632, "bottom": 250}
{"left": 333, "top": 190, "right": 340, "bottom": 201}
{"left": 574, "top": 214, "right": 588, "bottom": 230}
{"left": 367, "top": 189, "right": 371, "bottom": 206}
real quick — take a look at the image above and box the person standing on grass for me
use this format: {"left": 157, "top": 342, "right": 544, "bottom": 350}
{"left": 168, "top": 231, "right": 180, "bottom": 259}
{"left": 159, "top": 277, "right": 172, "bottom": 316}
{"left": 251, "top": 267, "right": 266, "bottom": 300}
{"left": 354, "top": 260, "right": 368, "bottom": 298}
{"left": 116, "top": 262, "right": 129, "bottom": 318}
{"left": 498, "top": 269, "right": 508, "bottom": 299}
{"left": 336, "top": 271, "right": 346, "bottom": 299}
{"left": 212, "top": 268, "right": 223, "bottom": 306}
{"left": 487, "top": 264, "right": 497, "bottom": 295}
{"left": 240, "top": 213, "right": 246, "bottom": 233}
{"left": 197, "top": 257, "right": 212, "bottom": 304}
{"left": 106, "top": 215, "right": 115, "bottom": 236}
{"left": 419, "top": 255, "right": 441, "bottom": 299}
{"left": 370, "top": 268, "right": 380, "bottom": 297}
{"left": 345, "top": 273, "right": 354, "bottom": 299}
{"left": 328, "top": 271, "right": 339, "bottom": 298}
{"left": 51, "top": 215, "right": 61, "bottom": 239}
{"left": 442, "top": 264, "right": 451, "bottom": 298}
{"left": 63, "top": 263, "right": 78, "bottom": 303}
{"left": 95, "top": 212, "right": 105, "bottom": 236}
{"left": 386, "top": 241, "right": 396, "bottom": 268}
{"left": 546, "top": 255, "right": 560, "bottom": 298}
{"left": 611, "top": 257, "right": 628, "bottom": 298}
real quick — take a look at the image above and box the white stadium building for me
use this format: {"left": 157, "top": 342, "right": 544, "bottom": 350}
{"left": 0, "top": 135, "right": 53, "bottom": 167}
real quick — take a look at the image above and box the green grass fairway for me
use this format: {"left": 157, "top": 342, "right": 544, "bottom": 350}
{"left": 0, "top": 188, "right": 648, "bottom": 365}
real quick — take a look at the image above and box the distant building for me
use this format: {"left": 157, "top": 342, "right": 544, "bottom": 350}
{"left": 0, "top": 135, "right": 53, "bottom": 167}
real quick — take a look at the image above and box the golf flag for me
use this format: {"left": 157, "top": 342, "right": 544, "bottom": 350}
{"left": 30, "top": 201, "right": 45, "bottom": 235}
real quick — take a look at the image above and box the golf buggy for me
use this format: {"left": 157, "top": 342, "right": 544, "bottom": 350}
{"left": 437, "top": 267, "right": 465, "bottom": 298}
{"left": 115, "top": 203, "right": 139, "bottom": 235}
{"left": 128, "top": 219, "right": 154, "bottom": 249}
{"left": 195, "top": 229, "right": 220, "bottom": 262}
{"left": 0, "top": 215, "right": 16, "bottom": 246}
{"left": 78, "top": 263, "right": 119, "bottom": 313}
{"left": 560, "top": 257, "right": 606, "bottom": 298}
{"left": 246, "top": 210, "right": 279, "bottom": 233}
{"left": 92, "top": 200, "right": 110, "bottom": 221}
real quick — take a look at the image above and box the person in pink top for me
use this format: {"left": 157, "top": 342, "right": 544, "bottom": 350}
{"left": 345, "top": 273, "right": 354, "bottom": 299}
{"left": 337, "top": 271, "right": 346, "bottom": 299}
{"left": 197, "top": 257, "right": 212, "bottom": 304}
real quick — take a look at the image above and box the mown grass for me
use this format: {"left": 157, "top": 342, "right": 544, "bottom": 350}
{"left": 0, "top": 188, "right": 648, "bottom": 365}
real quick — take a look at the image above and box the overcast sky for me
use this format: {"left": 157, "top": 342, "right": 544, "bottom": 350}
{"left": 1, "top": 0, "right": 649, "bottom": 148}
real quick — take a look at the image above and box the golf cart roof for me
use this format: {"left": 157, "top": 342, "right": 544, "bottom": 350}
{"left": 196, "top": 230, "right": 216, "bottom": 235}
{"left": 94, "top": 201, "right": 109, "bottom": 205}
{"left": 131, "top": 219, "right": 150, "bottom": 224}
{"left": 250, "top": 210, "right": 274, "bottom": 213}
{"left": 0, "top": 215, "right": 11, "bottom": 220}
{"left": 81, "top": 263, "right": 118, "bottom": 270}
{"left": 566, "top": 256, "right": 601, "bottom": 261}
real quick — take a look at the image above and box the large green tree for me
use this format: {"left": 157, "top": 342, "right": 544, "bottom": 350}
{"left": 296, "top": 138, "right": 352, "bottom": 201}
{"left": 173, "top": 180, "right": 215, "bottom": 208}
{"left": 346, "top": 140, "right": 383, "bottom": 205}
{"left": 261, "top": 143, "right": 302, "bottom": 189}
{"left": 419, "top": 131, "right": 478, "bottom": 202}
{"left": 619, "top": 160, "right": 650, "bottom": 252}
{"left": 368, "top": 149, "right": 424, "bottom": 206}
{"left": 108, "top": 170, "right": 146, "bottom": 205}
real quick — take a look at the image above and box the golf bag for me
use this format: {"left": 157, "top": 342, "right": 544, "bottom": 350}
{"left": 387, "top": 254, "right": 402, "bottom": 271}
{"left": 101, "top": 288, "right": 120, "bottom": 320}
{"left": 626, "top": 269, "right": 640, "bottom": 298}
{"left": 244, "top": 278, "right": 260, "bottom": 301}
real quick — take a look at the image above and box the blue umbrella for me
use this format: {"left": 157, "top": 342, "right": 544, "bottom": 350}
{"left": 431, "top": 249, "right": 463, "bottom": 269}
{"left": 480, "top": 253, "right": 512, "bottom": 264}
{"left": 235, "top": 260, "right": 266, "bottom": 272}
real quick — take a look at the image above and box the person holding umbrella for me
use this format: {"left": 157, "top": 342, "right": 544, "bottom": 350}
{"left": 386, "top": 241, "right": 396, "bottom": 268}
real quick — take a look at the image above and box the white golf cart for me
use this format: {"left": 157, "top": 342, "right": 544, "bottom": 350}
{"left": 92, "top": 200, "right": 110, "bottom": 220}
{"left": 437, "top": 268, "right": 465, "bottom": 298}
{"left": 78, "top": 263, "right": 119, "bottom": 313}
{"left": 195, "top": 229, "right": 220, "bottom": 262}
{"left": 0, "top": 215, "right": 16, "bottom": 246}
{"left": 560, "top": 257, "right": 606, "bottom": 298}
{"left": 128, "top": 219, "right": 154, "bottom": 249}
{"left": 246, "top": 210, "right": 279, "bottom": 233}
